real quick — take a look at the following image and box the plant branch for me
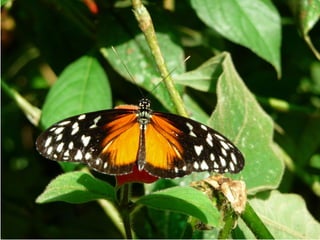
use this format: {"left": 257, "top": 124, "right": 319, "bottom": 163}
{"left": 256, "top": 96, "right": 317, "bottom": 115}
{"left": 118, "top": 184, "right": 133, "bottom": 239}
{"left": 241, "top": 201, "right": 274, "bottom": 239}
{"left": 131, "top": 0, "right": 188, "bottom": 117}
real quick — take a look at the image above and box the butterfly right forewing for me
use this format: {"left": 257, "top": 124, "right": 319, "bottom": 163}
{"left": 145, "top": 112, "right": 244, "bottom": 177}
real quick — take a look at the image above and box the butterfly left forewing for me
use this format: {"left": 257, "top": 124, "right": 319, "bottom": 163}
{"left": 36, "top": 109, "right": 139, "bottom": 175}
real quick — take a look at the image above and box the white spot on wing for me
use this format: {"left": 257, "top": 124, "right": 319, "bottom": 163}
{"left": 219, "top": 156, "right": 227, "bottom": 167}
{"left": 85, "top": 152, "right": 91, "bottom": 160}
{"left": 71, "top": 122, "right": 79, "bottom": 135}
{"left": 221, "top": 148, "right": 227, "bottom": 157}
{"left": 220, "top": 141, "right": 230, "bottom": 150}
{"left": 186, "top": 122, "right": 197, "bottom": 137}
{"left": 194, "top": 145, "right": 203, "bottom": 156}
{"left": 95, "top": 158, "right": 102, "bottom": 166}
{"left": 201, "top": 124, "right": 208, "bottom": 131}
{"left": 68, "top": 141, "right": 74, "bottom": 150}
{"left": 81, "top": 135, "right": 91, "bottom": 147}
{"left": 49, "top": 127, "right": 57, "bottom": 132}
{"left": 213, "top": 161, "right": 219, "bottom": 169}
{"left": 193, "top": 161, "right": 199, "bottom": 170}
{"left": 89, "top": 115, "right": 101, "bottom": 129}
{"left": 56, "top": 142, "right": 64, "bottom": 153}
{"left": 206, "top": 133, "right": 213, "bottom": 147}
{"left": 200, "top": 160, "right": 209, "bottom": 170}
{"left": 47, "top": 146, "right": 53, "bottom": 155}
{"left": 56, "top": 134, "right": 63, "bottom": 141}
{"left": 231, "top": 152, "right": 237, "bottom": 164}
{"left": 63, "top": 150, "right": 70, "bottom": 159}
{"left": 78, "top": 114, "right": 86, "bottom": 120}
{"left": 54, "top": 127, "right": 64, "bottom": 135}
{"left": 58, "top": 120, "right": 71, "bottom": 126}
{"left": 229, "top": 161, "right": 235, "bottom": 172}
{"left": 74, "top": 150, "right": 83, "bottom": 160}
{"left": 214, "top": 133, "right": 225, "bottom": 140}
{"left": 103, "top": 161, "right": 108, "bottom": 169}
{"left": 44, "top": 136, "right": 52, "bottom": 147}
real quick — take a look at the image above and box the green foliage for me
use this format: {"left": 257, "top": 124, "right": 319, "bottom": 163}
{"left": 40, "top": 55, "right": 112, "bottom": 128}
{"left": 36, "top": 172, "right": 116, "bottom": 204}
{"left": 190, "top": 0, "right": 281, "bottom": 76}
{"left": 209, "top": 53, "right": 284, "bottom": 192}
{"left": 2, "top": 0, "right": 319, "bottom": 238}
{"left": 237, "top": 190, "right": 320, "bottom": 239}
{"left": 136, "top": 186, "right": 221, "bottom": 227}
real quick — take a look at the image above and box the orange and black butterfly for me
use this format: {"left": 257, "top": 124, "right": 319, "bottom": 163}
{"left": 36, "top": 98, "right": 244, "bottom": 178}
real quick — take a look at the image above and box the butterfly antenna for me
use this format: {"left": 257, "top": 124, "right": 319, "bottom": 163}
{"left": 150, "top": 55, "right": 191, "bottom": 93}
{"left": 111, "top": 46, "right": 145, "bottom": 98}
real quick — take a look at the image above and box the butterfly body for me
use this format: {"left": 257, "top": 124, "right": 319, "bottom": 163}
{"left": 36, "top": 98, "right": 244, "bottom": 178}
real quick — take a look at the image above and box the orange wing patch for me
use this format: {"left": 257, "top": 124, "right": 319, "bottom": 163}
{"left": 99, "top": 113, "right": 140, "bottom": 174}
{"left": 144, "top": 115, "right": 187, "bottom": 177}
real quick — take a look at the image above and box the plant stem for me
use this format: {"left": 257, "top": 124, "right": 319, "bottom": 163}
{"left": 131, "top": 0, "right": 188, "bottom": 117}
{"left": 256, "top": 96, "right": 317, "bottom": 114}
{"left": 218, "top": 210, "right": 237, "bottom": 239}
{"left": 241, "top": 202, "right": 274, "bottom": 239}
{"left": 97, "top": 199, "right": 126, "bottom": 238}
{"left": 119, "top": 184, "right": 133, "bottom": 239}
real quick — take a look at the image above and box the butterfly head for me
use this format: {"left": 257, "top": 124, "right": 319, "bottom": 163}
{"left": 137, "top": 98, "right": 152, "bottom": 126}
{"left": 138, "top": 98, "right": 151, "bottom": 110}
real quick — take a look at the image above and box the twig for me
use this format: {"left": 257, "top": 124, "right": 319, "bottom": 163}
{"left": 131, "top": 0, "right": 188, "bottom": 117}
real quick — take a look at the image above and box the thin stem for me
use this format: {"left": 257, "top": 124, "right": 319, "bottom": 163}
{"left": 131, "top": 0, "right": 188, "bottom": 117}
{"left": 218, "top": 210, "right": 237, "bottom": 239}
{"left": 118, "top": 184, "right": 133, "bottom": 239}
{"left": 97, "top": 199, "right": 126, "bottom": 238}
{"left": 256, "top": 96, "right": 317, "bottom": 114}
{"left": 241, "top": 202, "right": 274, "bottom": 239}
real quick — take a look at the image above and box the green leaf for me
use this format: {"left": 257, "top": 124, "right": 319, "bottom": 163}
{"left": 40, "top": 55, "right": 111, "bottom": 128}
{"left": 175, "top": 54, "right": 224, "bottom": 92}
{"left": 132, "top": 206, "right": 189, "bottom": 239}
{"left": 190, "top": 0, "right": 281, "bottom": 76}
{"left": 136, "top": 186, "right": 221, "bottom": 227}
{"left": 290, "top": 0, "right": 320, "bottom": 35}
{"left": 237, "top": 190, "right": 320, "bottom": 239}
{"left": 209, "top": 52, "right": 284, "bottom": 192}
{"left": 36, "top": 172, "right": 116, "bottom": 204}
{"left": 183, "top": 93, "right": 210, "bottom": 125}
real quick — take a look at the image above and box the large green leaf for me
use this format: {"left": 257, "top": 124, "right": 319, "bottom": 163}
{"left": 190, "top": 0, "right": 281, "bottom": 76}
{"left": 236, "top": 190, "right": 320, "bottom": 239}
{"left": 136, "top": 186, "right": 221, "bottom": 228}
{"left": 40, "top": 55, "right": 111, "bottom": 128}
{"left": 208, "top": 53, "right": 284, "bottom": 192}
{"left": 36, "top": 171, "right": 116, "bottom": 204}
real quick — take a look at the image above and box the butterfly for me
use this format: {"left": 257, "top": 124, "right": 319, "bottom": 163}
{"left": 36, "top": 98, "right": 244, "bottom": 178}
